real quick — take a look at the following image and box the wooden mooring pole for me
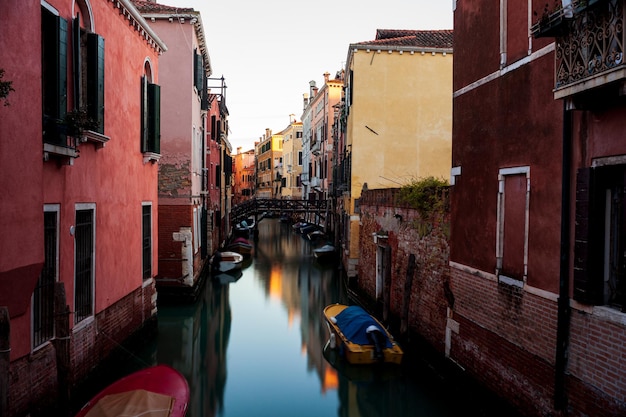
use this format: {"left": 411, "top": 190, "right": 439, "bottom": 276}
{"left": 401, "top": 254, "right": 417, "bottom": 335}
{"left": 53, "top": 282, "right": 71, "bottom": 417}
{"left": 0, "top": 306, "right": 9, "bottom": 417}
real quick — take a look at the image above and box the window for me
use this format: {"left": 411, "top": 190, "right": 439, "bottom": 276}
{"left": 496, "top": 167, "right": 530, "bottom": 287}
{"left": 575, "top": 164, "right": 626, "bottom": 310}
{"left": 33, "top": 206, "right": 59, "bottom": 348}
{"left": 42, "top": 6, "right": 68, "bottom": 146}
{"left": 141, "top": 75, "right": 161, "bottom": 154}
{"left": 193, "top": 207, "right": 199, "bottom": 254}
{"left": 73, "top": 12, "right": 105, "bottom": 134}
{"left": 142, "top": 204, "right": 152, "bottom": 280}
{"left": 376, "top": 244, "right": 391, "bottom": 300}
{"left": 194, "top": 50, "right": 204, "bottom": 91}
{"left": 298, "top": 151, "right": 303, "bottom": 166}
{"left": 74, "top": 205, "right": 95, "bottom": 323}
{"left": 499, "top": 0, "right": 528, "bottom": 67}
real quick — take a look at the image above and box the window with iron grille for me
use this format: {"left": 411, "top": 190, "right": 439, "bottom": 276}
{"left": 142, "top": 204, "right": 152, "bottom": 280}
{"left": 74, "top": 207, "right": 94, "bottom": 323}
{"left": 33, "top": 208, "right": 59, "bottom": 348}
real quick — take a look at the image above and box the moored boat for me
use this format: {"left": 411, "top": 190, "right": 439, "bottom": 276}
{"left": 213, "top": 269, "right": 243, "bottom": 284}
{"left": 226, "top": 236, "right": 253, "bottom": 257}
{"left": 323, "top": 303, "right": 403, "bottom": 365}
{"left": 210, "top": 251, "right": 244, "bottom": 272}
{"left": 313, "top": 243, "right": 336, "bottom": 261}
{"left": 74, "top": 364, "right": 189, "bottom": 417}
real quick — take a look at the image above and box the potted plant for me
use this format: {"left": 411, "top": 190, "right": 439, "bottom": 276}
{"left": 531, "top": 1, "right": 570, "bottom": 37}
{"left": 64, "top": 108, "right": 100, "bottom": 138}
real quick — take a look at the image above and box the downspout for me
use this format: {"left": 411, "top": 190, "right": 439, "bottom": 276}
{"left": 555, "top": 100, "right": 572, "bottom": 410}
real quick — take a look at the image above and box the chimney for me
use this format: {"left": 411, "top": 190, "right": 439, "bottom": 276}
{"left": 323, "top": 72, "right": 330, "bottom": 83}
{"left": 303, "top": 93, "right": 309, "bottom": 110}
{"left": 265, "top": 128, "right": 271, "bottom": 139}
{"left": 309, "top": 80, "right": 317, "bottom": 97}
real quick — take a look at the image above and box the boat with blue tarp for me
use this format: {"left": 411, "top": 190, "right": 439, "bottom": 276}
{"left": 323, "top": 303, "right": 403, "bottom": 365}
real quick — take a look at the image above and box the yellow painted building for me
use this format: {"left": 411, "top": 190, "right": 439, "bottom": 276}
{"left": 255, "top": 128, "right": 283, "bottom": 199}
{"left": 280, "top": 119, "right": 303, "bottom": 199}
{"left": 341, "top": 29, "right": 453, "bottom": 276}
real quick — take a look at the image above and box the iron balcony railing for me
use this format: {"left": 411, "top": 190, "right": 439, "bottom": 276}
{"left": 554, "top": 0, "right": 624, "bottom": 98}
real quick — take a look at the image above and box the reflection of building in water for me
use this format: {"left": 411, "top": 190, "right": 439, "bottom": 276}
{"left": 321, "top": 367, "right": 339, "bottom": 393}
{"left": 269, "top": 264, "right": 283, "bottom": 301}
{"left": 156, "top": 283, "right": 231, "bottom": 417}
{"left": 255, "top": 219, "right": 343, "bottom": 396}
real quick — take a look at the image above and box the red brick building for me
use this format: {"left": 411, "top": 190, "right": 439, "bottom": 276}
{"left": 451, "top": 1, "right": 626, "bottom": 416}
{"left": 0, "top": 0, "right": 165, "bottom": 415}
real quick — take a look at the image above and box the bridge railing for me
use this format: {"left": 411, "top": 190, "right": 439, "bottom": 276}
{"left": 231, "top": 198, "right": 329, "bottom": 225}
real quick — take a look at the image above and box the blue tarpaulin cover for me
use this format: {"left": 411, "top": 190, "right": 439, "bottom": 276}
{"left": 334, "top": 306, "right": 392, "bottom": 348}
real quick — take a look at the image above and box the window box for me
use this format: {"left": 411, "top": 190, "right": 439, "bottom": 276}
{"left": 531, "top": 9, "right": 567, "bottom": 38}
{"left": 80, "top": 129, "right": 110, "bottom": 149}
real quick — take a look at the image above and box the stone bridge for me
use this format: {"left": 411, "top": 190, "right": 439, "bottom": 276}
{"left": 230, "top": 198, "right": 330, "bottom": 227}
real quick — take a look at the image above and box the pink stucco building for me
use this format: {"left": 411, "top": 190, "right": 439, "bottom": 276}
{"left": 133, "top": 1, "right": 217, "bottom": 296}
{"left": 0, "top": 0, "right": 166, "bottom": 415}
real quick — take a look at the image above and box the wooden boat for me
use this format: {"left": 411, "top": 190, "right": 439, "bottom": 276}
{"left": 226, "top": 237, "right": 253, "bottom": 257}
{"left": 292, "top": 221, "right": 308, "bottom": 231}
{"left": 75, "top": 364, "right": 189, "bottom": 417}
{"left": 213, "top": 269, "right": 243, "bottom": 284}
{"left": 307, "top": 229, "right": 326, "bottom": 242}
{"left": 210, "top": 251, "right": 244, "bottom": 272}
{"left": 323, "top": 304, "right": 403, "bottom": 365}
{"left": 313, "top": 243, "right": 336, "bottom": 261}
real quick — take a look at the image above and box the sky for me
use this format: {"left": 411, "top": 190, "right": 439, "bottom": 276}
{"left": 155, "top": 0, "right": 453, "bottom": 152}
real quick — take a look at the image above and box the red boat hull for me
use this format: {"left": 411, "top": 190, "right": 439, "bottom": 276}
{"left": 75, "top": 365, "right": 189, "bottom": 417}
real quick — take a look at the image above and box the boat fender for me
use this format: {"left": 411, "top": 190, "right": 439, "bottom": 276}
{"left": 329, "top": 333, "right": 336, "bottom": 349}
{"left": 366, "top": 326, "right": 385, "bottom": 362}
{"left": 330, "top": 316, "right": 337, "bottom": 324}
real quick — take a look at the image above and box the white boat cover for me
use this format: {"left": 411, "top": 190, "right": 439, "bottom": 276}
{"left": 84, "top": 389, "right": 174, "bottom": 417}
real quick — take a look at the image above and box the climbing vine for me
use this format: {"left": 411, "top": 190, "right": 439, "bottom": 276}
{"left": 0, "top": 69, "right": 14, "bottom": 106}
{"left": 396, "top": 176, "right": 449, "bottom": 217}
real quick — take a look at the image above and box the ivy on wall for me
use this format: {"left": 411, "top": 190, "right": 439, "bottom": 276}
{"left": 0, "top": 69, "right": 14, "bottom": 106}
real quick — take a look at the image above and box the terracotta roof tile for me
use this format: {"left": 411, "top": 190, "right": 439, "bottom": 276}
{"left": 131, "top": 0, "right": 195, "bottom": 14}
{"left": 355, "top": 29, "right": 453, "bottom": 49}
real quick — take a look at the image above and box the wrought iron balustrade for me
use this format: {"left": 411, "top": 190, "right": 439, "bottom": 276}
{"left": 555, "top": 0, "right": 624, "bottom": 98}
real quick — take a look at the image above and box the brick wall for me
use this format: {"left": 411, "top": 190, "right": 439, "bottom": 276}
{"left": 357, "top": 188, "right": 451, "bottom": 353}
{"left": 357, "top": 188, "right": 626, "bottom": 417}
{"left": 7, "top": 282, "right": 157, "bottom": 416}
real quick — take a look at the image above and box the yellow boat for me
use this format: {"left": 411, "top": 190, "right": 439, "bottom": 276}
{"left": 323, "top": 303, "right": 403, "bottom": 365}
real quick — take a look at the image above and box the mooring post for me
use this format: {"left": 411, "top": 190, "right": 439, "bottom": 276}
{"left": 401, "top": 254, "right": 417, "bottom": 335}
{"left": 383, "top": 245, "right": 392, "bottom": 322}
{"left": 0, "top": 306, "right": 9, "bottom": 417}
{"left": 53, "top": 282, "right": 71, "bottom": 417}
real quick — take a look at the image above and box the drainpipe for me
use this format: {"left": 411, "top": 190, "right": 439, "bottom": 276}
{"left": 555, "top": 100, "right": 572, "bottom": 410}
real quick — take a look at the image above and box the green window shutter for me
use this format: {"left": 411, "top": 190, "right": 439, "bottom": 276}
{"left": 87, "top": 33, "right": 105, "bottom": 133}
{"left": 141, "top": 76, "right": 148, "bottom": 152}
{"left": 194, "top": 52, "right": 203, "bottom": 90}
{"left": 72, "top": 16, "right": 81, "bottom": 110}
{"left": 58, "top": 17, "right": 68, "bottom": 122}
{"left": 147, "top": 83, "right": 161, "bottom": 154}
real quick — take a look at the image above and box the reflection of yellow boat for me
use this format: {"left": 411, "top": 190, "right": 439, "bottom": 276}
{"left": 323, "top": 304, "right": 403, "bottom": 365}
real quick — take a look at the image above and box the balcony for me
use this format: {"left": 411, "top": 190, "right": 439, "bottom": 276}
{"left": 553, "top": 0, "right": 624, "bottom": 100}
{"left": 311, "top": 140, "right": 321, "bottom": 156}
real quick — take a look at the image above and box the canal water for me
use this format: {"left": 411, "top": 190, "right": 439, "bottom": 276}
{"left": 77, "top": 218, "right": 523, "bottom": 417}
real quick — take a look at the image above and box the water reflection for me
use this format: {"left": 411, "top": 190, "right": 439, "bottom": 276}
{"left": 140, "top": 218, "right": 520, "bottom": 417}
